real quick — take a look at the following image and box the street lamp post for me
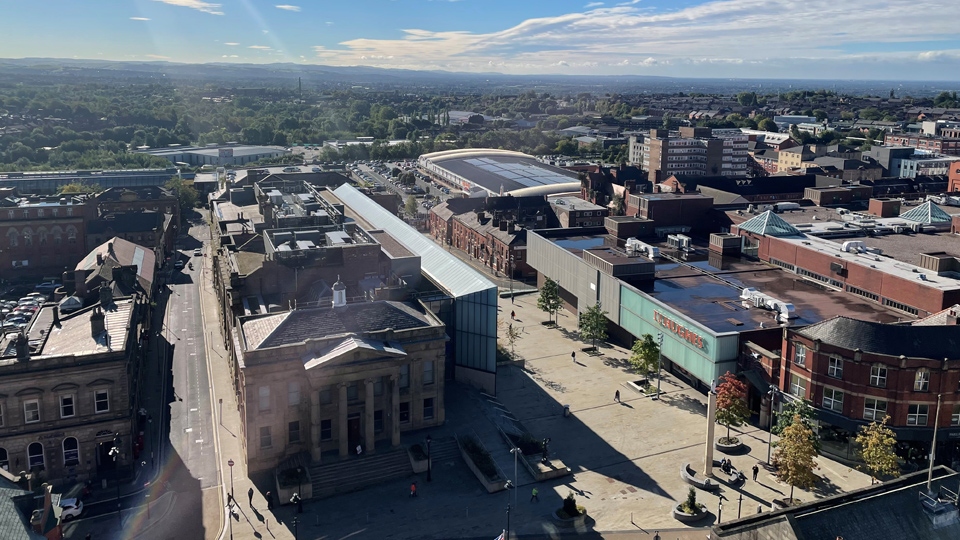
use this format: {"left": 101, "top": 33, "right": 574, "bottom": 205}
{"left": 738, "top": 493, "right": 743, "bottom": 518}
{"left": 109, "top": 435, "right": 122, "bottom": 527}
{"left": 510, "top": 447, "right": 522, "bottom": 507}
{"left": 766, "top": 388, "right": 779, "bottom": 464}
{"left": 718, "top": 499, "right": 723, "bottom": 524}
{"left": 506, "top": 502, "right": 511, "bottom": 540}
{"left": 227, "top": 459, "right": 235, "bottom": 502}
{"left": 509, "top": 255, "right": 515, "bottom": 303}
{"left": 652, "top": 332, "right": 664, "bottom": 400}
{"left": 426, "top": 435, "right": 433, "bottom": 482}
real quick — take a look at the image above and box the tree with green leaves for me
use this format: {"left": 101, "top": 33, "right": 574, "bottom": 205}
{"left": 628, "top": 334, "right": 659, "bottom": 376}
{"left": 772, "top": 414, "right": 819, "bottom": 501}
{"left": 856, "top": 415, "right": 900, "bottom": 483}
{"left": 772, "top": 398, "right": 818, "bottom": 442}
{"left": 505, "top": 322, "right": 521, "bottom": 358}
{"left": 404, "top": 195, "right": 418, "bottom": 216}
{"left": 57, "top": 182, "right": 102, "bottom": 194}
{"left": 715, "top": 371, "right": 750, "bottom": 442}
{"left": 578, "top": 302, "right": 608, "bottom": 350}
{"left": 536, "top": 277, "right": 563, "bottom": 325}
{"left": 165, "top": 176, "right": 198, "bottom": 222}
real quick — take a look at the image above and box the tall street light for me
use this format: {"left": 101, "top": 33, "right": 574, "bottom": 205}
{"left": 766, "top": 388, "right": 779, "bottom": 464}
{"left": 227, "top": 459, "right": 234, "bottom": 502}
{"left": 509, "top": 255, "right": 515, "bottom": 304}
{"left": 109, "top": 435, "right": 122, "bottom": 527}
{"left": 426, "top": 435, "right": 433, "bottom": 482}
{"left": 509, "top": 447, "right": 522, "bottom": 507}
{"left": 652, "top": 332, "right": 664, "bottom": 400}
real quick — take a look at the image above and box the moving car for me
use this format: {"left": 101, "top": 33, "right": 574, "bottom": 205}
{"left": 193, "top": 248, "right": 202, "bottom": 257}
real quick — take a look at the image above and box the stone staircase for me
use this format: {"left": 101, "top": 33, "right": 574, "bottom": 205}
{"left": 472, "top": 393, "right": 537, "bottom": 487}
{"left": 309, "top": 445, "right": 413, "bottom": 498}
{"left": 427, "top": 437, "right": 461, "bottom": 469}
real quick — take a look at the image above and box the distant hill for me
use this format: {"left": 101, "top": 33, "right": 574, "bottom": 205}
{"left": 0, "top": 57, "right": 954, "bottom": 96}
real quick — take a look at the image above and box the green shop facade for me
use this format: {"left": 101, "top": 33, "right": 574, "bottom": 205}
{"left": 527, "top": 230, "right": 740, "bottom": 392}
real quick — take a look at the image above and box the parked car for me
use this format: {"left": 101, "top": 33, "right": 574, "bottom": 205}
{"left": 174, "top": 260, "right": 185, "bottom": 269}
{"left": 18, "top": 297, "right": 40, "bottom": 306}
{"left": 282, "top": 166, "right": 301, "bottom": 173}
{"left": 59, "top": 498, "right": 83, "bottom": 521}
{"left": 34, "top": 281, "right": 60, "bottom": 293}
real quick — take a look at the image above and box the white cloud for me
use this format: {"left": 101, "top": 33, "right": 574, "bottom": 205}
{"left": 248, "top": 45, "right": 271, "bottom": 50}
{"left": 303, "top": 0, "right": 960, "bottom": 77}
{"left": 146, "top": 54, "right": 170, "bottom": 60}
{"left": 152, "top": 0, "right": 223, "bottom": 15}
{"left": 584, "top": 2, "right": 604, "bottom": 7}
{"left": 275, "top": 4, "right": 301, "bottom": 11}
{"left": 130, "top": 17, "right": 151, "bottom": 21}
{"left": 224, "top": 42, "right": 240, "bottom": 46}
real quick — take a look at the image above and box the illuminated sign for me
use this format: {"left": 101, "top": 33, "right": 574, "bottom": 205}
{"left": 653, "top": 310, "right": 705, "bottom": 349}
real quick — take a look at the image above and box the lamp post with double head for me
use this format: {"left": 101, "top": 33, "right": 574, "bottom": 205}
{"left": 509, "top": 255, "right": 515, "bottom": 303}
{"left": 509, "top": 447, "right": 521, "bottom": 507}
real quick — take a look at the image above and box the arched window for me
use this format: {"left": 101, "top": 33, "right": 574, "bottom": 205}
{"left": 27, "top": 442, "right": 44, "bottom": 470}
{"left": 22, "top": 227, "right": 32, "bottom": 247}
{"left": 51, "top": 226, "right": 62, "bottom": 245}
{"left": 62, "top": 437, "right": 79, "bottom": 467}
{"left": 7, "top": 229, "right": 18, "bottom": 248}
{"left": 37, "top": 227, "right": 47, "bottom": 245}
{"left": 66, "top": 225, "right": 77, "bottom": 244}
{"left": 0, "top": 447, "right": 8, "bottom": 471}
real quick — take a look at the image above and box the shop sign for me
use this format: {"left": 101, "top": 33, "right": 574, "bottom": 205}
{"left": 653, "top": 310, "right": 705, "bottom": 349}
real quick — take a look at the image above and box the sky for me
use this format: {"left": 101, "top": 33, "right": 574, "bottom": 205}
{"left": 3, "top": 0, "right": 960, "bottom": 80}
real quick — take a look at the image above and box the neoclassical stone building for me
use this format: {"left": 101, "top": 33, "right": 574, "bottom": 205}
{"left": 233, "top": 286, "right": 447, "bottom": 474}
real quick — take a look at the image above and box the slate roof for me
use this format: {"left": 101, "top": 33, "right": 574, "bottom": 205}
{"left": 0, "top": 477, "right": 43, "bottom": 540}
{"left": 242, "top": 301, "right": 434, "bottom": 350}
{"left": 796, "top": 316, "right": 960, "bottom": 360}
{"left": 304, "top": 337, "right": 406, "bottom": 370}
{"left": 899, "top": 200, "right": 953, "bottom": 224}
{"left": 87, "top": 211, "right": 165, "bottom": 234}
{"left": 75, "top": 237, "right": 155, "bottom": 293}
{"left": 737, "top": 210, "right": 803, "bottom": 237}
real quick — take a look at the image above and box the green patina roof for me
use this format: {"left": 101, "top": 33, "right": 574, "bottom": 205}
{"left": 737, "top": 210, "right": 803, "bottom": 237}
{"left": 899, "top": 201, "right": 952, "bottom": 224}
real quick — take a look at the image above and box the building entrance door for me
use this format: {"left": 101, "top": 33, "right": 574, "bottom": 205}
{"left": 347, "top": 416, "right": 362, "bottom": 452}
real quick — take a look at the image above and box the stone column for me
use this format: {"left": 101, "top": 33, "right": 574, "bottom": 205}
{"left": 338, "top": 382, "right": 349, "bottom": 458}
{"left": 759, "top": 393, "right": 771, "bottom": 429}
{"left": 704, "top": 389, "right": 717, "bottom": 477}
{"left": 390, "top": 374, "right": 401, "bottom": 447}
{"left": 364, "top": 378, "right": 376, "bottom": 455}
{"left": 310, "top": 392, "right": 322, "bottom": 463}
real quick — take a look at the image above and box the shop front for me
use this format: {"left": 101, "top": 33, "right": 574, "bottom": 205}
{"left": 619, "top": 285, "right": 740, "bottom": 392}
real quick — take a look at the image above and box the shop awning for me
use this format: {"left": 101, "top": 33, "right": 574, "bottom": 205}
{"left": 743, "top": 369, "right": 770, "bottom": 394}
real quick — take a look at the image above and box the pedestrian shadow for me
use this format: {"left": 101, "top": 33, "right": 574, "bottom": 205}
{"left": 618, "top": 401, "right": 634, "bottom": 409}
{"left": 755, "top": 480, "right": 784, "bottom": 495}
{"left": 253, "top": 507, "right": 264, "bottom": 522}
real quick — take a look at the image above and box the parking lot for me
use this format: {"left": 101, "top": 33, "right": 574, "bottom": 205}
{"left": 0, "top": 278, "right": 64, "bottom": 334}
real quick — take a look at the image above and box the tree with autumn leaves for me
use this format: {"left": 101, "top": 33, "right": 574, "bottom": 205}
{"left": 772, "top": 413, "right": 819, "bottom": 501}
{"left": 856, "top": 415, "right": 901, "bottom": 483}
{"left": 715, "top": 371, "right": 750, "bottom": 444}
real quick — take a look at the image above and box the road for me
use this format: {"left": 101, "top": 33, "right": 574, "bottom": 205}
{"left": 62, "top": 218, "right": 217, "bottom": 539}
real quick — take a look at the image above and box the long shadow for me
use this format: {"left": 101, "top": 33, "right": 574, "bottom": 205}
{"left": 659, "top": 392, "right": 708, "bottom": 418}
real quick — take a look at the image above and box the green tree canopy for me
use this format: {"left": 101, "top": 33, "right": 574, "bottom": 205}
{"left": 536, "top": 277, "right": 563, "bottom": 325}
{"left": 578, "top": 302, "right": 608, "bottom": 350}
{"left": 165, "top": 176, "right": 198, "bottom": 221}
{"left": 773, "top": 398, "right": 820, "bottom": 452}
{"left": 628, "top": 334, "right": 660, "bottom": 376}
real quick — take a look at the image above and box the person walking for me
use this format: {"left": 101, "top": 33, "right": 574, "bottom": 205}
{"left": 410, "top": 482, "right": 418, "bottom": 497}
{"left": 266, "top": 491, "right": 274, "bottom": 510}
{"left": 248, "top": 487, "right": 254, "bottom": 507}
{"left": 752, "top": 464, "right": 760, "bottom": 481}
{"left": 571, "top": 351, "right": 576, "bottom": 363}
{"left": 510, "top": 310, "right": 515, "bottom": 320}
{"left": 615, "top": 390, "right": 620, "bottom": 403}
{"left": 530, "top": 488, "right": 539, "bottom": 502}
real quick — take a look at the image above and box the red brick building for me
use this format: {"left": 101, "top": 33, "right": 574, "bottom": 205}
{"left": 775, "top": 314, "right": 960, "bottom": 465}
{"left": 91, "top": 186, "right": 180, "bottom": 227}
{"left": 0, "top": 195, "right": 88, "bottom": 280}
{"left": 884, "top": 134, "right": 960, "bottom": 156}
{"left": 949, "top": 161, "right": 960, "bottom": 193}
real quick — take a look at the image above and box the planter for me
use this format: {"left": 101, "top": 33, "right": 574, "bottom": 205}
{"left": 715, "top": 437, "right": 743, "bottom": 454}
{"left": 772, "top": 498, "right": 802, "bottom": 510}
{"left": 407, "top": 445, "right": 431, "bottom": 474}
{"left": 457, "top": 441, "right": 505, "bottom": 493}
{"left": 541, "top": 320, "right": 557, "bottom": 327}
{"left": 552, "top": 508, "right": 587, "bottom": 528}
{"left": 672, "top": 505, "right": 709, "bottom": 524}
{"left": 275, "top": 469, "right": 312, "bottom": 504}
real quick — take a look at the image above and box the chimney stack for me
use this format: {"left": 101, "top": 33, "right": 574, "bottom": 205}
{"left": 52, "top": 306, "right": 61, "bottom": 327}
{"left": 15, "top": 331, "right": 30, "bottom": 361}
{"left": 96, "top": 253, "right": 104, "bottom": 266}
{"left": 90, "top": 306, "right": 105, "bottom": 337}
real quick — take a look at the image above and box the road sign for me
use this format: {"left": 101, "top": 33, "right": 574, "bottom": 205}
{"left": 228, "top": 459, "right": 234, "bottom": 467}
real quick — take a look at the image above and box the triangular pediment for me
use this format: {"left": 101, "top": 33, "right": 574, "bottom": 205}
{"left": 303, "top": 336, "right": 406, "bottom": 372}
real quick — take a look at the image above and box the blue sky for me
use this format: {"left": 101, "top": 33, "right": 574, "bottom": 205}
{"left": 3, "top": 0, "right": 960, "bottom": 80}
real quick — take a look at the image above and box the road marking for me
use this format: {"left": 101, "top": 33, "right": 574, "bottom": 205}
{"left": 185, "top": 428, "right": 193, "bottom": 433}
{"left": 196, "top": 439, "right": 204, "bottom": 444}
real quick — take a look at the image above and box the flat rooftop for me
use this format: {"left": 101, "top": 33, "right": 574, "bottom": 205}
{"left": 643, "top": 250, "right": 905, "bottom": 333}
{"left": 547, "top": 194, "right": 607, "bottom": 212}
{"left": 430, "top": 153, "right": 578, "bottom": 193}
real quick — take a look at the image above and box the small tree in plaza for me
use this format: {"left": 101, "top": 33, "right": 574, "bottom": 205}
{"left": 715, "top": 371, "right": 749, "bottom": 443}
{"left": 628, "top": 334, "right": 660, "bottom": 376}
{"left": 772, "top": 414, "right": 819, "bottom": 501}
{"left": 773, "top": 397, "right": 821, "bottom": 452}
{"left": 536, "top": 277, "right": 563, "bottom": 325}
{"left": 856, "top": 415, "right": 900, "bottom": 483}
{"left": 578, "top": 302, "right": 608, "bottom": 351}
{"left": 505, "top": 323, "right": 522, "bottom": 358}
